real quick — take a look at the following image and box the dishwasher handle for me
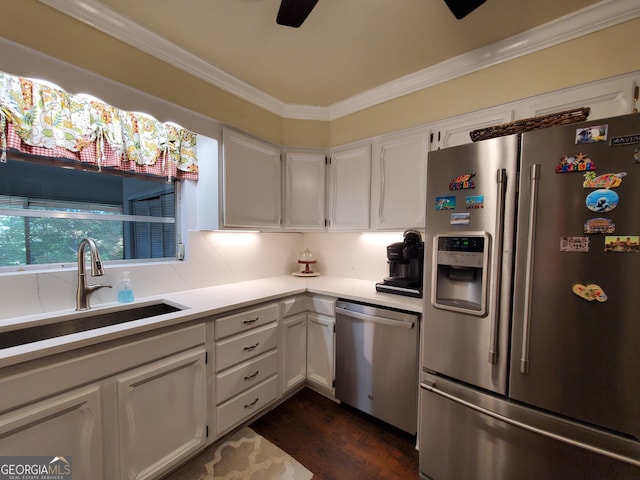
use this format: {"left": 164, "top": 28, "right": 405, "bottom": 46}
{"left": 335, "top": 306, "right": 415, "bottom": 329}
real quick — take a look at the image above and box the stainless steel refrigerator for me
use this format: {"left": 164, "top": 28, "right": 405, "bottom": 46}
{"left": 420, "top": 113, "right": 640, "bottom": 479}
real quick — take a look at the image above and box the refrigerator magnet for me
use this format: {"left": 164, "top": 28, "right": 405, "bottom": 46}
{"left": 450, "top": 213, "right": 470, "bottom": 225}
{"left": 465, "top": 195, "right": 484, "bottom": 209}
{"left": 575, "top": 124, "right": 608, "bottom": 144}
{"left": 582, "top": 172, "right": 626, "bottom": 188}
{"left": 449, "top": 173, "right": 475, "bottom": 190}
{"left": 560, "top": 236, "right": 590, "bottom": 252}
{"left": 435, "top": 196, "right": 456, "bottom": 210}
{"left": 555, "top": 153, "right": 595, "bottom": 173}
{"left": 604, "top": 235, "right": 639, "bottom": 252}
{"left": 586, "top": 189, "right": 619, "bottom": 213}
{"left": 572, "top": 283, "right": 608, "bottom": 302}
{"left": 584, "top": 218, "right": 615, "bottom": 234}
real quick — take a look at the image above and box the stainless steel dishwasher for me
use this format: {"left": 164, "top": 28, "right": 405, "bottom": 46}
{"left": 335, "top": 299, "right": 419, "bottom": 434}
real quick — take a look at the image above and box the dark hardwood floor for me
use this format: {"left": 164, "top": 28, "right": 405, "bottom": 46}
{"left": 250, "top": 387, "right": 419, "bottom": 480}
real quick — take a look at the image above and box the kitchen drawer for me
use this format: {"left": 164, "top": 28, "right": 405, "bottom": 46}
{"left": 214, "top": 303, "right": 279, "bottom": 340}
{"left": 215, "top": 322, "right": 278, "bottom": 372}
{"left": 216, "top": 375, "right": 278, "bottom": 436}
{"left": 215, "top": 349, "right": 278, "bottom": 405}
{"left": 281, "top": 295, "right": 308, "bottom": 318}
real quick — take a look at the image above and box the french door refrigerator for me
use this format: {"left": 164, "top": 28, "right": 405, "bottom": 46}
{"left": 420, "top": 113, "right": 640, "bottom": 480}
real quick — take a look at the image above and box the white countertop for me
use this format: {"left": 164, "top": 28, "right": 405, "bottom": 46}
{"left": 0, "top": 275, "right": 423, "bottom": 368}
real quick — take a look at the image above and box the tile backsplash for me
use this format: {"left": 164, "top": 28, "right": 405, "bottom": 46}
{"left": 0, "top": 230, "right": 406, "bottom": 320}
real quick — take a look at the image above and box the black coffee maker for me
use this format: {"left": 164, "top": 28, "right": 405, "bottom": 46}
{"left": 375, "top": 229, "right": 424, "bottom": 298}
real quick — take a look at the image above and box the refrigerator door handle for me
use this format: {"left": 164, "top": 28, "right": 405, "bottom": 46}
{"left": 520, "top": 163, "right": 541, "bottom": 374}
{"left": 421, "top": 382, "right": 640, "bottom": 468}
{"left": 488, "top": 168, "right": 507, "bottom": 364}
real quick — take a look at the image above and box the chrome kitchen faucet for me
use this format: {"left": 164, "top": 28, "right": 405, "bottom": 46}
{"left": 76, "top": 237, "right": 111, "bottom": 311}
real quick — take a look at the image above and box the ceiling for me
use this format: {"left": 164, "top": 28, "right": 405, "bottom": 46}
{"left": 14, "top": 0, "right": 638, "bottom": 119}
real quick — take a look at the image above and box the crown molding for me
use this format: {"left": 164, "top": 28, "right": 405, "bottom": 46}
{"left": 38, "top": 0, "right": 288, "bottom": 116}
{"left": 38, "top": 0, "right": 640, "bottom": 122}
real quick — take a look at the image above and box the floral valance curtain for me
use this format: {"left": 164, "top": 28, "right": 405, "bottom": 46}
{"left": 0, "top": 71, "right": 198, "bottom": 180}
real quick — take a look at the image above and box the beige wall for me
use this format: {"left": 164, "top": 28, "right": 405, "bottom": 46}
{"left": 1, "top": 0, "right": 286, "bottom": 144}
{"left": 329, "top": 18, "right": 640, "bottom": 146}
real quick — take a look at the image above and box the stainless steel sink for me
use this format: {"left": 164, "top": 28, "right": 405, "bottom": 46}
{"left": 1, "top": 301, "right": 184, "bottom": 349}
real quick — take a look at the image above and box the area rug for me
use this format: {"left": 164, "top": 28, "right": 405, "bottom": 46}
{"left": 165, "top": 427, "right": 313, "bottom": 480}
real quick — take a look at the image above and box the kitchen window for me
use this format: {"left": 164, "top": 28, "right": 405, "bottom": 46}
{"left": 0, "top": 70, "right": 200, "bottom": 271}
{"left": 0, "top": 156, "right": 178, "bottom": 269}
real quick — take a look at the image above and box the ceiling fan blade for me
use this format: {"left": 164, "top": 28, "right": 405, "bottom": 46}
{"left": 444, "top": 0, "right": 486, "bottom": 19}
{"left": 276, "top": 0, "right": 319, "bottom": 28}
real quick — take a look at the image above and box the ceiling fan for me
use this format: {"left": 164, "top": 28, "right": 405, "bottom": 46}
{"left": 276, "top": 0, "right": 486, "bottom": 28}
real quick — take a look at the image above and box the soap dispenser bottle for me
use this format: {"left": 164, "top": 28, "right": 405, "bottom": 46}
{"left": 117, "top": 271, "right": 135, "bottom": 303}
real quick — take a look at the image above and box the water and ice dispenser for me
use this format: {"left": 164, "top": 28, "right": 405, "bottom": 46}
{"left": 431, "top": 233, "right": 490, "bottom": 316}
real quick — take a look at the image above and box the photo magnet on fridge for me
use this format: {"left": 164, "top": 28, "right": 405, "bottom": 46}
{"left": 435, "top": 196, "right": 456, "bottom": 210}
{"left": 450, "top": 213, "right": 471, "bottom": 225}
{"left": 584, "top": 218, "right": 615, "bottom": 234}
{"left": 585, "top": 189, "right": 619, "bottom": 213}
{"left": 465, "top": 195, "right": 484, "bottom": 209}
{"left": 576, "top": 124, "right": 608, "bottom": 144}
{"left": 604, "top": 235, "right": 639, "bottom": 252}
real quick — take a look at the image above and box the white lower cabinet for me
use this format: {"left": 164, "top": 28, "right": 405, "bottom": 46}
{"left": 0, "top": 322, "right": 207, "bottom": 480}
{"left": 280, "top": 312, "right": 308, "bottom": 395}
{"left": 116, "top": 348, "right": 207, "bottom": 480}
{"left": 216, "top": 350, "right": 278, "bottom": 404}
{"left": 212, "top": 302, "right": 279, "bottom": 436}
{"left": 0, "top": 385, "right": 104, "bottom": 479}
{"left": 306, "top": 311, "right": 335, "bottom": 395}
{"left": 216, "top": 376, "right": 278, "bottom": 435}
{"left": 279, "top": 294, "right": 336, "bottom": 397}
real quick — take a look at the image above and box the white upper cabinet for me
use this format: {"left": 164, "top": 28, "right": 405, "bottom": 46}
{"left": 430, "top": 107, "right": 514, "bottom": 150}
{"left": 222, "top": 128, "right": 282, "bottom": 229}
{"left": 428, "top": 74, "right": 640, "bottom": 151}
{"left": 516, "top": 74, "right": 639, "bottom": 120}
{"left": 370, "top": 129, "right": 429, "bottom": 230}
{"left": 284, "top": 151, "right": 326, "bottom": 230}
{"left": 327, "top": 144, "right": 371, "bottom": 231}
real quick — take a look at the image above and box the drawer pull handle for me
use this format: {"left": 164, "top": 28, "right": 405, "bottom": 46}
{"left": 243, "top": 316, "right": 259, "bottom": 325}
{"left": 244, "top": 370, "right": 260, "bottom": 380}
{"left": 244, "top": 397, "right": 259, "bottom": 409}
{"left": 243, "top": 342, "right": 259, "bottom": 351}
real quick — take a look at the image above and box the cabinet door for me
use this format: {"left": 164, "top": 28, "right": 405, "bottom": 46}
{"left": 0, "top": 385, "right": 103, "bottom": 480}
{"left": 307, "top": 312, "right": 335, "bottom": 393}
{"left": 327, "top": 144, "right": 371, "bottom": 230}
{"left": 280, "top": 312, "right": 308, "bottom": 394}
{"left": 516, "top": 75, "right": 639, "bottom": 120}
{"left": 284, "top": 151, "right": 326, "bottom": 230}
{"left": 117, "top": 348, "right": 207, "bottom": 480}
{"left": 222, "top": 128, "right": 281, "bottom": 228}
{"left": 430, "top": 107, "right": 514, "bottom": 150}
{"left": 371, "top": 130, "right": 429, "bottom": 230}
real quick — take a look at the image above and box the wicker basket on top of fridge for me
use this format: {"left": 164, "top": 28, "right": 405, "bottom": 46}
{"left": 469, "top": 107, "right": 590, "bottom": 142}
